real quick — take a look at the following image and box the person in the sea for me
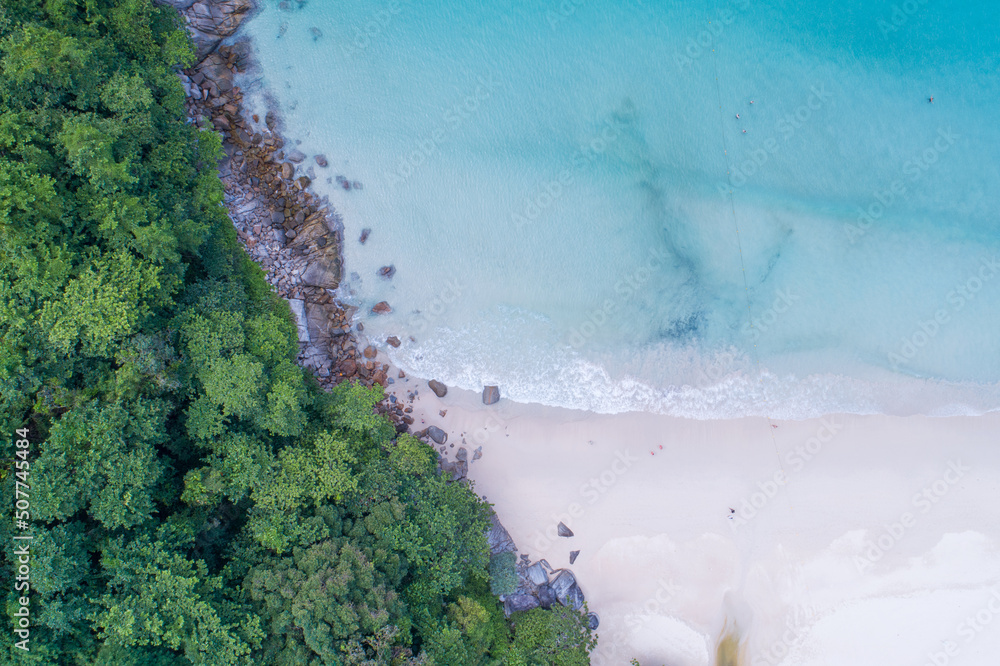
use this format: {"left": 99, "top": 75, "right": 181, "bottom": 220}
{"left": 928, "top": 96, "right": 934, "bottom": 103}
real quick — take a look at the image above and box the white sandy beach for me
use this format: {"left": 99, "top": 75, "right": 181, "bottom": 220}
{"left": 386, "top": 373, "right": 1000, "bottom": 666}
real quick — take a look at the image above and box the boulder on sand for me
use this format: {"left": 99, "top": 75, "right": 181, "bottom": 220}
{"left": 428, "top": 379, "right": 447, "bottom": 398}
{"left": 426, "top": 426, "right": 447, "bottom": 445}
{"left": 557, "top": 522, "right": 574, "bottom": 538}
{"left": 569, "top": 550, "right": 580, "bottom": 564}
{"left": 386, "top": 336, "right": 401, "bottom": 348}
{"left": 483, "top": 385, "right": 500, "bottom": 405}
{"left": 536, "top": 584, "right": 557, "bottom": 610}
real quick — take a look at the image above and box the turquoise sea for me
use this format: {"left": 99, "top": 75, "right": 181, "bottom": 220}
{"left": 241, "top": 0, "right": 1000, "bottom": 418}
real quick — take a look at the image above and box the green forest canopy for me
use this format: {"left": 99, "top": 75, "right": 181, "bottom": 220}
{"left": 0, "top": 1, "right": 595, "bottom": 663}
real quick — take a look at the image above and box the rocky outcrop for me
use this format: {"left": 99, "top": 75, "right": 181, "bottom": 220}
{"left": 156, "top": 0, "right": 253, "bottom": 61}
{"left": 428, "top": 379, "right": 448, "bottom": 398}
{"left": 167, "top": 0, "right": 597, "bottom": 632}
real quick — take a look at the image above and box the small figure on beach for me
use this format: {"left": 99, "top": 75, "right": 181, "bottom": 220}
{"left": 772, "top": 424, "right": 778, "bottom": 429}
{"left": 658, "top": 445, "right": 663, "bottom": 449}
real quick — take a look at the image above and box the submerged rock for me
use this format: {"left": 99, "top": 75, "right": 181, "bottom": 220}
{"left": 378, "top": 265, "right": 396, "bottom": 279}
{"left": 315, "top": 154, "right": 328, "bottom": 167}
{"left": 386, "top": 336, "right": 401, "bottom": 348}
{"left": 287, "top": 149, "right": 306, "bottom": 163}
{"left": 428, "top": 379, "right": 448, "bottom": 398}
{"left": 371, "top": 301, "right": 391, "bottom": 314}
{"left": 482, "top": 385, "right": 500, "bottom": 405}
{"left": 359, "top": 228, "right": 371, "bottom": 244}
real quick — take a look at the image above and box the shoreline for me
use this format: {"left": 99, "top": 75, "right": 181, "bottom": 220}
{"left": 168, "top": 0, "right": 597, "bottom": 629}
{"left": 168, "top": 5, "right": 1000, "bottom": 664}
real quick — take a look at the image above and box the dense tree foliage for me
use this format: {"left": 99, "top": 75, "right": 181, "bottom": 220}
{"left": 0, "top": 1, "right": 595, "bottom": 663}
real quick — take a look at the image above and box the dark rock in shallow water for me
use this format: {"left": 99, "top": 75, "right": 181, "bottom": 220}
{"left": 557, "top": 522, "right": 574, "bottom": 538}
{"left": 505, "top": 594, "right": 539, "bottom": 614}
{"left": 428, "top": 379, "right": 448, "bottom": 398}
{"left": 386, "top": 336, "right": 401, "bottom": 348}
{"left": 287, "top": 149, "right": 306, "bottom": 163}
{"left": 426, "top": 426, "right": 447, "bottom": 445}
{"left": 371, "top": 301, "right": 391, "bottom": 314}
{"left": 536, "top": 583, "right": 557, "bottom": 609}
{"left": 586, "top": 612, "right": 600, "bottom": 630}
{"left": 359, "top": 228, "right": 370, "bottom": 244}
{"left": 569, "top": 550, "right": 580, "bottom": 564}
{"left": 378, "top": 265, "right": 396, "bottom": 279}
{"left": 482, "top": 385, "right": 500, "bottom": 405}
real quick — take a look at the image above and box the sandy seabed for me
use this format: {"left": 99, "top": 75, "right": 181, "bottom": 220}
{"left": 387, "top": 374, "right": 1000, "bottom": 666}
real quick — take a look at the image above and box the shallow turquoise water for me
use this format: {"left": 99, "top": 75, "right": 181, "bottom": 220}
{"left": 242, "top": 0, "right": 1000, "bottom": 418}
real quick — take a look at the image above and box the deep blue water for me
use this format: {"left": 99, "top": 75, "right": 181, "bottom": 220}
{"left": 242, "top": 0, "right": 1000, "bottom": 417}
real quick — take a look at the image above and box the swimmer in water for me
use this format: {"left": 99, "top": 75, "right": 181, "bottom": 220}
{"left": 750, "top": 100, "right": 754, "bottom": 104}
{"left": 742, "top": 129, "right": 747, "bottom": 134}
{"left": 735, "top": 113, "right": 740, "bottom": 119}
{"left": 929, "top": 96, "right": 934, "bottom": 103}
